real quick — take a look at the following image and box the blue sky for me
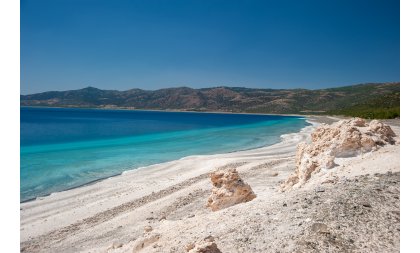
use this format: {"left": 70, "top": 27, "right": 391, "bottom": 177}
{"left": 21, "top": 0, "right": 400, "bottom": 94}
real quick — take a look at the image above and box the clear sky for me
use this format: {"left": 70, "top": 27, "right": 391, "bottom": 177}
{"left": 21, "top": 0, "right": 400, "bottom": 94}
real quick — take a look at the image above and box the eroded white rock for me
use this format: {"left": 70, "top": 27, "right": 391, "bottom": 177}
{"left": 206, "top": 168, "right": 256, "bottom": 211}
{"left": 281, "top": 118, "right": 396, "bottom": 190}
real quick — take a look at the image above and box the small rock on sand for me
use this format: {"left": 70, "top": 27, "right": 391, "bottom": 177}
{"left": 144, "top": 225, "right": 153, "bottom": 233}
{"left": 310, "top": 223, "right": 329, "bottom": 234}
{"left": 185, "top": 236, "right": 221, "bottom": 253}
{"left": 109, "top": 242, "right": 123, "bottom": 249}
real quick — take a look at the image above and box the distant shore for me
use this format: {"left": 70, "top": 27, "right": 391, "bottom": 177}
{"left": 21, "top": 105, "right": 357, "bottom": 125}
{"left": 20, "top": 105, "right": 314, "bottom": 117}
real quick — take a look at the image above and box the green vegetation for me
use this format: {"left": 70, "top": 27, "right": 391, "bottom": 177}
{"left": 328, "top": 107, "right": 400, "bottom": 119}
{"left": 326, "top": 92, "right": 400, "bottom": 119}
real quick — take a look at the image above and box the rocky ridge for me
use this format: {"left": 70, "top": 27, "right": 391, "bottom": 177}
{"left": 20, "top": 83, "right": 400, "bottom": 116}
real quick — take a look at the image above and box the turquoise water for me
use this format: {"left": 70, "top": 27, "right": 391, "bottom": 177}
{"left": 21, "top": 107, "right": 308, "bottom": 202}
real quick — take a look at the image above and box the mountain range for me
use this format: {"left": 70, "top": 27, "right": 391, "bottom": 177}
{"left": 20, "top": 82, "right": 400, "bottom": 119}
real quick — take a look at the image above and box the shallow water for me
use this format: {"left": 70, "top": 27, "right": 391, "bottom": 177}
{"left": 20, "top": 107, "right": 308, "bottom": 202}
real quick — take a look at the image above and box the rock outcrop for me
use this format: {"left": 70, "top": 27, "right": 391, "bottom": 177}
{"left": 206, "top": 168, "right": 256, "bottom": 211}
{"left": 185, "top": 236, "right": 222, "bottom": 253}
{"left": 281, "top": 118, "right": 396, "bottom": 190}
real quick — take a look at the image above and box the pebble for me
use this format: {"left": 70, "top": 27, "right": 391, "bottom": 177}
{"left": 144, "top": 225, "right": 153, "bottom": 233}
{"left": 111, "top": 242, "right": 123, "bottom": 249}
{"left": 310, "top": 223, "right": 329, "bottom": 234}
{"left": 204, "top": 235, "right": 215, "bottom": 242}
{"left": 361, "top": 202, "right": 372, "bottom": 208}
{"left": 159, "top": 216, "right": 166, "bottom": 221}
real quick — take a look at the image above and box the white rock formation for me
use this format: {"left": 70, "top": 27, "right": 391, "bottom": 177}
{"left": 206, "top": 168, "right": 256, "bottom": 211}
{"left": 281, "top": 118, "right": 396, "bottom": 190}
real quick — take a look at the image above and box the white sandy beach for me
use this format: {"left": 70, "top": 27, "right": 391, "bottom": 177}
{"left": 20, "top": 117, "right": 400, "bottom": 253}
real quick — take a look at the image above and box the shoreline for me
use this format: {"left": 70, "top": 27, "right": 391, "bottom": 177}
{"left": 20, "top": 118, "right": 317, "bottom": 204}
{"left": 20, "top": 105, "right": 321, "bottom": 118}
{"left": 20, "top": 117, "right": 400, "bottom": 253}
{"left": 20, "top": 173, "right": 123, "bottom": 204}
{"left": 21, "top": 118, "right": 320, "bottom": 246}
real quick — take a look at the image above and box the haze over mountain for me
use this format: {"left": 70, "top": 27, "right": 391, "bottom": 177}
{"left": 21, "top": 82, "right": 399, "bottom": 119}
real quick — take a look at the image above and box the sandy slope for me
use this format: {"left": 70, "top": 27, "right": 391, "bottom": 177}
{"left": 20, "top": 117, "right": 400, "bottom": 253}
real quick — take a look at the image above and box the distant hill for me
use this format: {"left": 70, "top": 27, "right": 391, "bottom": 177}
{"left": 21, "top": 82, "right": 400, "bottom": 119}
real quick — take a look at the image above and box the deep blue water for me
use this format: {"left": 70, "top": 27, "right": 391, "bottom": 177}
{"left": 20, "top": 107, "right": 308, "bottom": 202}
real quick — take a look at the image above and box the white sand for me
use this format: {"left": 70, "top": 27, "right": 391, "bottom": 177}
{"left": 20, "top": 118, "right": 400, "bottom": 253}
